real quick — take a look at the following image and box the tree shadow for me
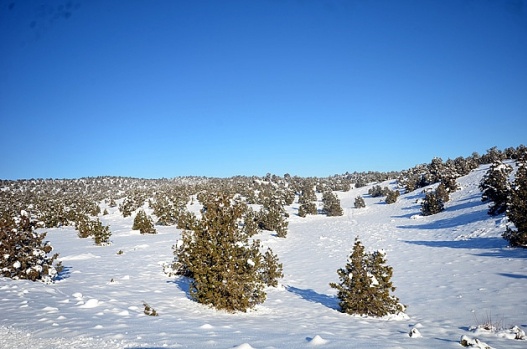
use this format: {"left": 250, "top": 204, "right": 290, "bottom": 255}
{"left": 55, "top": 266, "right": 72, "bottom": 281}
{"left": 497, "top": 273, "right": 527, "bottom": 279}
{"left": 286, "top": 286, "right": 339, "bottom": 310}
{"left": 397, "top": 209, "right": 488, "bottom": 230}
{"left": 166, "top": 277, "right": 192, "bottom": 300}
{"left": 403, "top": 237, "right": 504, "bottom": 249}
{"left": 403, "top": 238, "right": 527, "bottom": 259}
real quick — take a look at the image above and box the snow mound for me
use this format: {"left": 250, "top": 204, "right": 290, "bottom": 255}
{"left": 232, "top": 343, "right": 255, "bottom": 349}
{"left": 308, "top": 335, "right": 328, "bottom": 345}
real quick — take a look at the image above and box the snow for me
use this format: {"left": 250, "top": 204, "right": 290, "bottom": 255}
{"left": 1, "top": 165, "right": 527, "bottom": 348}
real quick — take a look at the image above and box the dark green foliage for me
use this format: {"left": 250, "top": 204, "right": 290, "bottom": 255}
{"left": 0, "top": 211, "right": 62, "bottom": 283}
{"left": 479, "top": 160, "right": 512, "bottom": 216}
{"left": 330, "top": 237, "right": 404, "bottom": 317}
{"left": 298, "top": 201, "right": 317, "bottom": 217}
{"left": 421, "top": 190, "right": 445, "bottom": 216}
{"left": 354, "top": 196, "right": 366, "bottom": 208}
{"left": 258, "top": 196, "right": 289, "bottom": 238}
{"left": 322, "top": 191, "right": 343, "bottom": 217}
{"left": 435, "top": 183, "right": 450, "bottom": 203}
{"left": 75, "top": 215, "right": 111, "bottom": 245}
{"left": 503, "top": 162, "right": 527, "bottom": 247}
{"left": 385, "top": 190, "right": 400, "bottom": 204}
{"left": 132, "top": 209, "right": 157, "bottom": 234}
{"left": 368, "top": 185, "right": 389, "bottom": 197}
{"left": 175, "top": 194, "right": 282, "bottom": 312}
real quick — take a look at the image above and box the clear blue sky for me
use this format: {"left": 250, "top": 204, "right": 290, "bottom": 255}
{"left": 1, "top": 0, "right": 526, "bottom": 179}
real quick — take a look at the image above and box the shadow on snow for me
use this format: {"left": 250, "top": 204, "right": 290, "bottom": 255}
{"left": 403, "top": 238, "right": 527, "bottom": 259}
{"left": 286, "top": 286, "right": 339, "bottom": 310}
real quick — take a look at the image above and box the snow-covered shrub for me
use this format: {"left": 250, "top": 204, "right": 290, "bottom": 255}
{"left": 354, "top": 196, "right": 366, "bottom": 208}
{"left": 174, "top": 193, "right": 283, "bottom": 312}
{"left": 420, "top": 190, "right": 445, "bottom": 216}
{"left": 322, "top": 191, "right": 343, "bottom": 216}
{"left": 298, "top": 201, "right": 317, "bottom": 217}
{"left": 385, "top": 189, "right": 400, "bottom": 204}
{"left": 479, "top": 160, "right": 512, "bottom": 216}
{"left": 329, "top": 237, "right": 404, "bottom": 317}
{"left": 257, "top": 196, "right": 289, "bottom": 238}
{"left": 75, "top": 216, "right": 111, "bottom": 245}
{"left": 0, "top": 211, "right": 62, "bottom": 283}
{"left": 132, "top": 209, "right": 156, "bottom": 234}
{"left": 503, "top": 161, "right": 527, "bottom": 247}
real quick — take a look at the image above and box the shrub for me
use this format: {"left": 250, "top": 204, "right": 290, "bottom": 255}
{"left": 322, "top": 191, "right": 343, "bottom": 217}
{"left": 257, "top": 196, "right": 289, "bottom": 238}
{"left": 174, "top": 193, "right": 282, "bottom": 312}
{"left": 480, "top": 160, "right": 513, "bottom": 216}
{"left": 0, "top": 211, "right": 62, "bottom": 283}
{"left": 298, "top": 201, "right": 317, "bottom": 217}
{"left": 75, "top": 216, "right": 111, "bottom": 245}
{"left": 132, "top": 209, "right": 156, "bottom": 234}
{"left": 421, "top": 190, "right": 445, "bottom": 216}
{"left": 354, "top": 196, "right": 366, "bottom": 208}
{"left": 329, "top": 237, "right": 404, "bottom": 317}
{"left": 385, "top": 190, "right": 400, "bottom": 204}
{"left": 503, "top": 161, "right": 527, "bottom": 247}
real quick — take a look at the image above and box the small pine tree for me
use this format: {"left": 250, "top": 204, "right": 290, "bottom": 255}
{"left": 176, "top": 193, "right": 282, "bottom": 312}
{"left": 322, "top": 191, "right": 343, "bottom": 216}
{"left": 503, "top": 161, "right": 527, "bottom": 247}
{"left": 133, "top": 209, "right": 157, "bottom": 234}
{"left": 298, "top": 201, "right": 317, "bottom": 217}
{"left": 421, "top": 190, "right": 445, "bottom": 216}
{"left": 479, "top": 160, "right": 513, "bottom": 216}
{"left": 329, "top": 237, "right": 403, "bottom": 317}
{"left": 354, "top": 196, "right": 366, "bottom": 208}
{"left": 385, "top": 190, "right": 400, "bottom": 204}
{"left": 258, "top": 196, "right": 289, "bottom": 238}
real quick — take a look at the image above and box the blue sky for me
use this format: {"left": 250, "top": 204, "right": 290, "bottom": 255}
{"left": 1, "top": 0, "right": 526, "bottom": 179}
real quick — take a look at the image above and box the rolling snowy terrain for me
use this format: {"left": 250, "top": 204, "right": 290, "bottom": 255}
{"left": 1, "top": 165, "right": 526, "bottom": 348}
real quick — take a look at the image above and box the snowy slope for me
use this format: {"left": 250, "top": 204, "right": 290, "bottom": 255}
{"left": 1, "top": 165, "right": 527, "bottom": 348}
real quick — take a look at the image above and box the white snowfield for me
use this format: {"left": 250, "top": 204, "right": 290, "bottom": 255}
{"left": 1, "top": 165, "right": 526, "bottom": 348}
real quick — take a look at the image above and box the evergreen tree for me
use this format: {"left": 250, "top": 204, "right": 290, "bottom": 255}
{"left": 298, "top": 201, "right": 317, "bottom": 217}
{"left": 503, "top": 161, "right": 527, "bottom": 247}
{"left": 132, "top": 209, "right": 157, "bottom": 234}
{"left": 322, "top": 191, "right": 343, "bottom": 216}
{"left": 421, "top": 190, "right": 444, "bottom": 216}
{"left": 354, "top": 196, "right": 366, "bottom": 208}
{"left": 479, "top": 160, "right": 513, "bottom": 216}
{"left": 329, "top": 237, "right": 403, "bottom": 317}
{"left": 0, "top": 211, "right": 62, "bottom": 283}
{"left": 385, "top": 190, "right": 400, "bottom": 204}
{"left": 258, "top": 196, "right": 289, "bottom": 238}
{"left": 176, "top": 193, "right": 282, "bottom": 312}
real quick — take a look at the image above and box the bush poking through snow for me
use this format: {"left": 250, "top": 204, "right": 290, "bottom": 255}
{"left": 329, "top": 237, "right": 404, "bottom": 317}
{"left": 0, "top": 211, "right": 62, "bottom": 283}
{"left": 420, "top": 190, "right": 445, "bottom": 216}
{"left": 75, "top": 216, "right": 111, "bottom": 246}
{"left": 143, "top": 301, "right": 158, "bottom": 316}
{"left": 354, "top": 196, "right": 366, "bottom": 208}
{"left": 460, "top": 335, "right": 493, "bottom": 349}
{"left": 479, "top": 160, "right": 512, "bottom": 216}
{"left": 503, "top": 160, "right": 527, "bottom": 247}
{"left": 132, "top": 209, "right": 156, "bottom": 234}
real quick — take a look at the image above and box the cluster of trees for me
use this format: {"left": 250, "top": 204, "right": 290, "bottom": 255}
{"left": 1, "top": 145, "right": 524, "bottom": 314}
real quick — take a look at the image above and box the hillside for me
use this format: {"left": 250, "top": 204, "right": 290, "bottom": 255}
{"left": 1, "top": 164, "right": 526, "bottom": 348}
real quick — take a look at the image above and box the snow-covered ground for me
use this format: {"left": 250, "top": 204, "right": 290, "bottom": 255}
{"left": 1, "top": 165, "right": 526, "bottom": 348}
